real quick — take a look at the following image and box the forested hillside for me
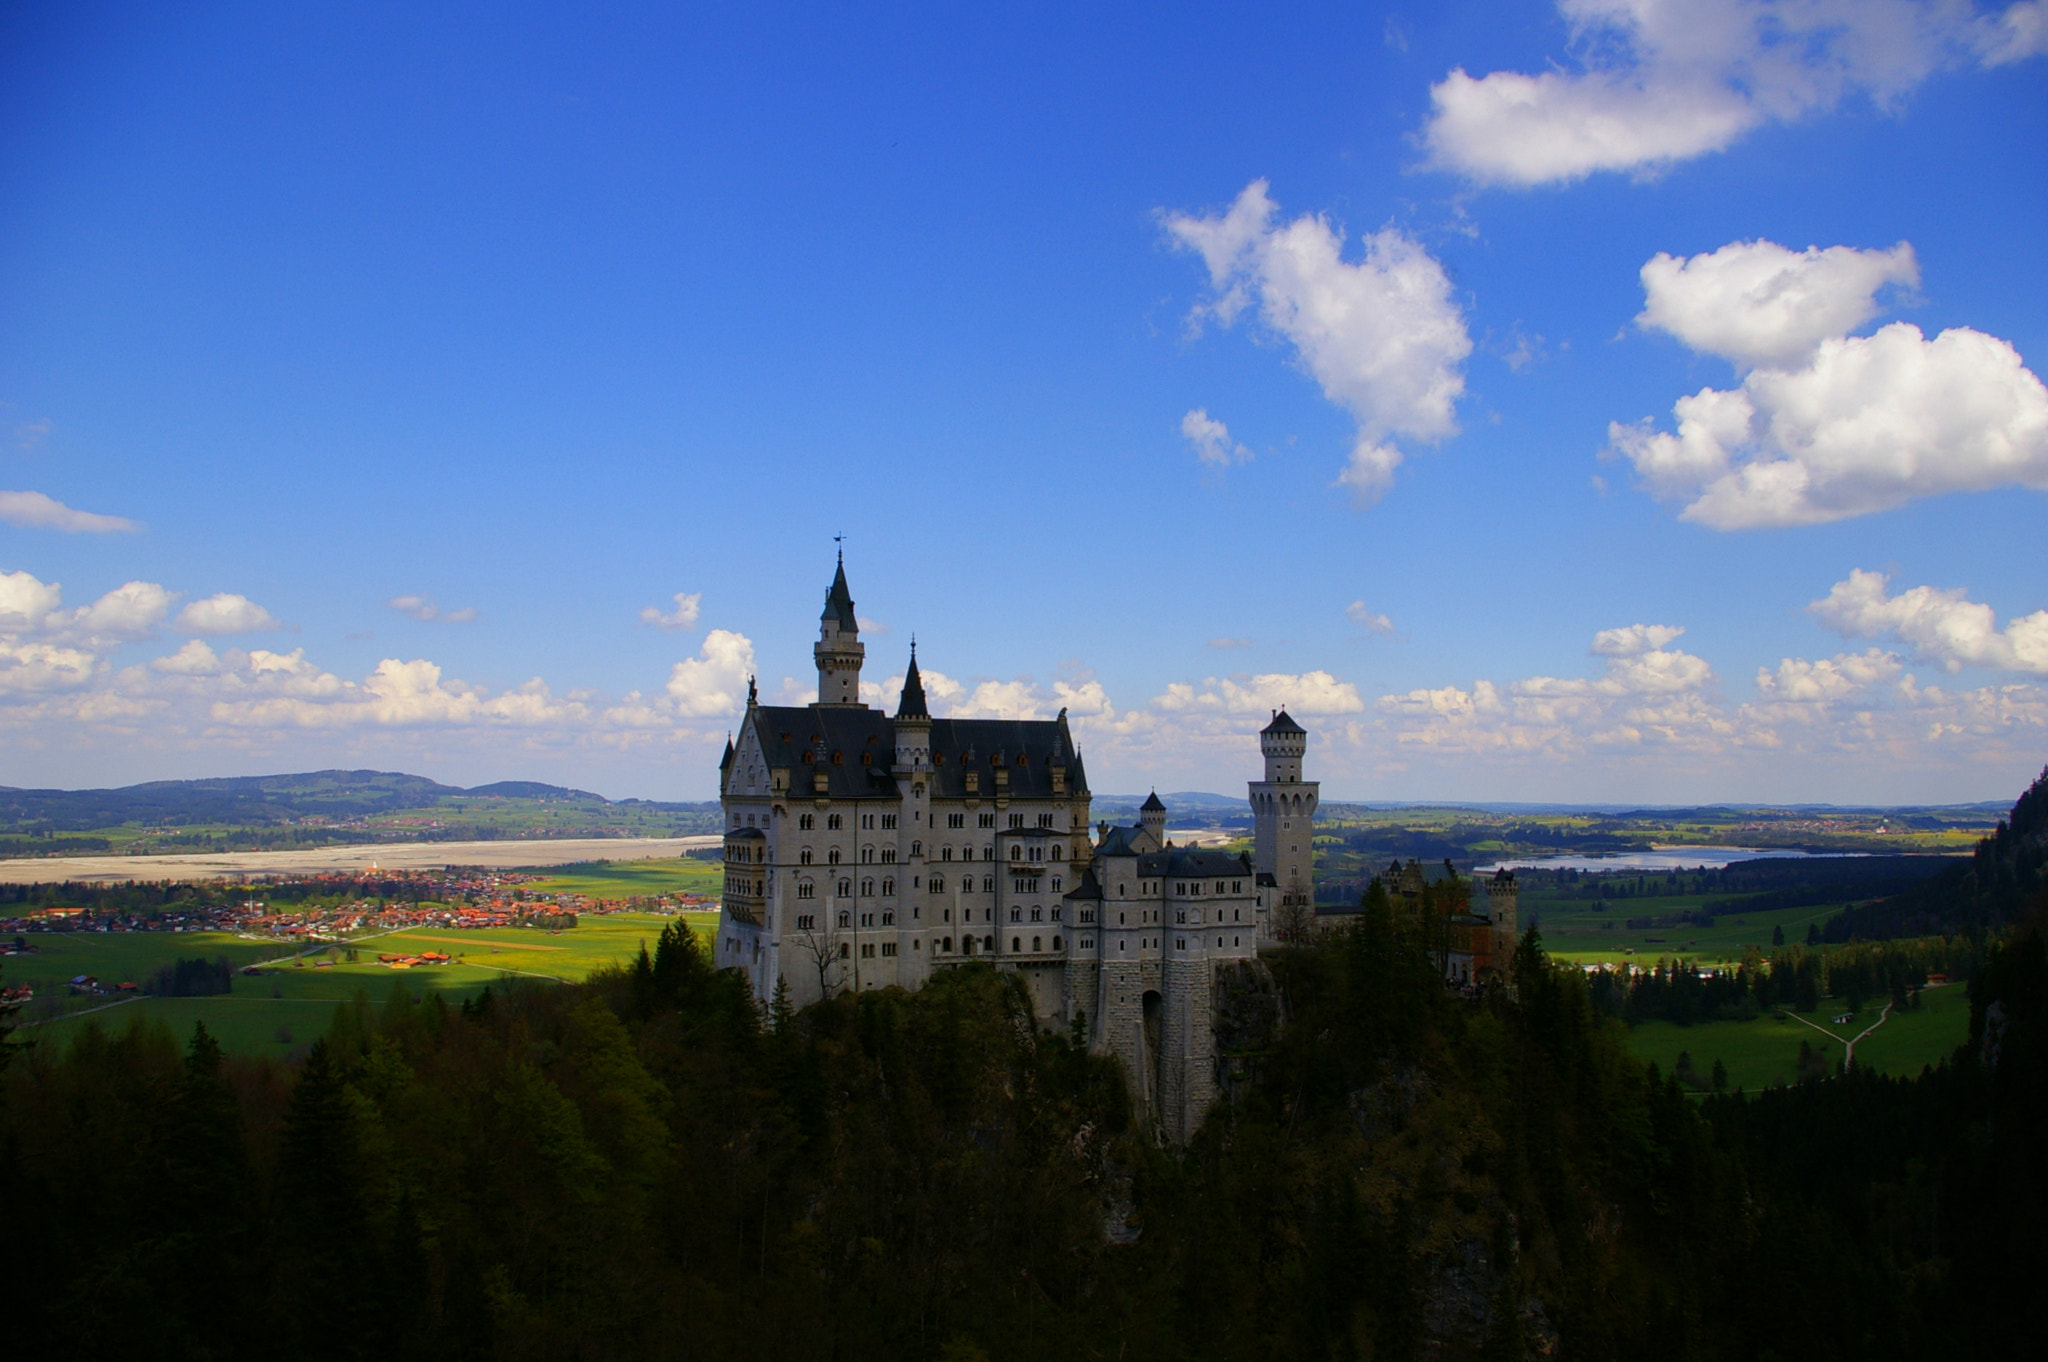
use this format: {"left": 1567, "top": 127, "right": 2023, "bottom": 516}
{"left": 4, "top": 887, "right": 2041, "bottom": 1360}
{"left": 1827, "top": 765, "right": 2048, "bottom": 940}
{"left": 0, "top": 769, "right": 721, "bottom": 855}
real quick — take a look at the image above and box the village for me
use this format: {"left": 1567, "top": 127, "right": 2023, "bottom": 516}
{"left": 0, "top": 865, "right": 718, "bottom": 999}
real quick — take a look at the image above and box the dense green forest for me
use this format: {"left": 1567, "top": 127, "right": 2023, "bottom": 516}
{"left": 4, "top": 883, "right": 2042, "bottom": 1360}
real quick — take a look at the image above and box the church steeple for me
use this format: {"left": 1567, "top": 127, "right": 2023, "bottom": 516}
{"left": 812, "top": 549, "right": 866, "bottom": 707}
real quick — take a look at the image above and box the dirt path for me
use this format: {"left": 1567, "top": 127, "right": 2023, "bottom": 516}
{"left": 17, "top": 995, "right": 139, "bottom": 1029}
{"left": 1782, "top": 1001, "right": 1894, "bottom": 1068}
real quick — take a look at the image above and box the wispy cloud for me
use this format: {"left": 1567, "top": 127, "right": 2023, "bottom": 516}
{"left": 13, "top": 419, "right": 51, "bottom": 452}
{"left": 0, "top": 490, "right": 139, "bottom": 533}
{"left": 639, "top": 591, "right": 702, "bottom": 632}
{"left": 388, "top": 594, "right": 479, "bottom": 623}
{"left": 1424, "top": 1, "right": 2048, "bottom": 188}
{"left": 1346, "top": 601, "right": 1395, "bottom": 636}
{"left": 1180, "top": 408, "right": 1252, "bottom": 467}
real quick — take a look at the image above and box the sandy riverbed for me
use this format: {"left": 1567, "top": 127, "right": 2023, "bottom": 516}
{"left": 0, "top": 835, "right": 723, "bottom": 885}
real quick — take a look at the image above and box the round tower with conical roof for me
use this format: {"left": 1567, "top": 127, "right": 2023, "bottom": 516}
{"left": 1139, "top": 790, "right": 1167, "bottom": 849}
{"left": 1250, "top": 709, "right": 1319, "bottom": 940}
{"left": 813, "top": 551, "right": 866, "bottom": 706}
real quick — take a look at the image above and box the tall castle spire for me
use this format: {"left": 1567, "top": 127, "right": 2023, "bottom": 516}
{"left": 813, "top": 549, "right": 866, "bottom": 707}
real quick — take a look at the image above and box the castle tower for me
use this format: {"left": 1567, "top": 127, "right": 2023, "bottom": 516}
{"left": 1486, "top": 868, "right": 1519, "bottom": 977}
{"left": 1251, "top": 709, "right": 1319, "bottom": 936}
{"left": 1138, "top": 790, "right": 1167, "bottom": 850}
{"left": 813, "top": 552, "right": 866, "bottom": 707}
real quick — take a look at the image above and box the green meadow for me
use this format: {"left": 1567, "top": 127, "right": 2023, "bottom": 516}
{"left": 10, "top": 910, "right": 718, "bottom": 1056}
{"left": 525, "top": 856, "right": 723, "bottom": 899}
{"left": 1532, "top": 895, "right": 1846, "bottom": 967}
{"left": 1626, "top": 981, "right": 1972, "bottom": 1093}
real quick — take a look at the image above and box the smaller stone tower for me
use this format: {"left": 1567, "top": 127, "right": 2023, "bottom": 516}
{"left": 813, "top": 552, "right": 865, "bottom": 707}
{"left": 1139, "top": 791, "right": 1167, "bottom": 849}
{"left": 1486, "top": 868, "right": 1519, "bottom": 974}
{"left": 1251, "top": 710, "right": 1319, "bottom": 938}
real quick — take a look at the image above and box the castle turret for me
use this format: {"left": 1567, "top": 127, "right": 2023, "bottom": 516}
{"left": 813, "top": 552, "right": 866, "bottom": 707}
{"left": 1139, "top": 790, "right": 1167, "bottom": 850}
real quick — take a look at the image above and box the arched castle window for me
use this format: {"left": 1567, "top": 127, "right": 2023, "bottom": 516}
{"left": 982, "top": 876, "right": 994, "bottom": 893}
{"left": 827, "top": 847, "right": 841, "bottom": 865}
{"left": 861, "top": 846, "right": 874, "bottom": 863}
{"left": 910, "top": 840, "right": 921, "bottom": 856}
{"left": 861, "top": 878, "right": 874, "bottom": 896}
{"left": 930, "top": 874, "right": 945, "bottom": 893}
{"left": 799, "top": 848, "right": 813, "bottom": 865}
{"left": 1051, "top": 845, "right": 1062, "bottom": 860}
{"left": 882, "top": 878, "right": 895, "bottom": 896}
{"left": 799, "top": 813, "right": 814, "bottom": 830}
{"left": 837, "top": 878, "right": 852, "bottom": 898}
{"left": 797, "top": 881, "right": 814, "bottom": 899}
{"left": 837, "top": 910, "right": 851, "bottom": 928}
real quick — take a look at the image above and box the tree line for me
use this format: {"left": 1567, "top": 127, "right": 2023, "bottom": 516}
{"left": 1, "top": 894, "right": 2041, "bottom": 1359}
{"left": 1593, "top": 936, "right": 1983, "bottom": 1026}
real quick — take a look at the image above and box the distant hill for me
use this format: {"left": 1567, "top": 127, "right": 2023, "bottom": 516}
{"left": 0, "top": 770, "right": 716, "bottom": 834}
{"left": 1094, "top": 792, "right": 1245, "bottom": 816}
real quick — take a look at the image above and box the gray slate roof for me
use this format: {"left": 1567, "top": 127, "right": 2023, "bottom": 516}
{"left": 745, "top": 705, "right": 1088, "bottom": 803}
{"left": 823, "top": 558, "right": 857, "bottom": 629}
{"left": 1262, "top": 709, "right": 1305, "bottom": 735}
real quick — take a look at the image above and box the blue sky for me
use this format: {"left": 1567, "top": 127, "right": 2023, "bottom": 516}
{"left": 2, "top": 0, "right": 2044, "bottom": 803}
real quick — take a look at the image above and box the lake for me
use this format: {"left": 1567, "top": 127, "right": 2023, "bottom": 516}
{"left": 1473, "top": 845, "right": 1866, "bottom": 874}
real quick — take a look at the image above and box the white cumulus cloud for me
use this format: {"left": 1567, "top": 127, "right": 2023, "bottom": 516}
{"left": 1611, "top": 320, "right": 2048, "bottom": 527}
{"left": 0, "top": 569, "right": 65, "bottom": 629}
{"left": 1810, "top": 568, "right": 2048, "bottom": 675}
{"left": 62, "top": 580, "right": 177, "bottom": 642}
{"left": 1154, "top": 670, "right": 1366, "bottom": 716}
{"left": 175, "top": 593, "right": 282, "bottom": 635}
{"left": 1637, "top": 239, "right": 1919, "bottom": 369}
{"left": 639, "top": 591, "right": 703, "bottom": 632}
{"left": 0, "top": 490, "right": 140, "bottom": 533}
{"left": 665, "top": 629, "right": 757, "bottom": 717}
{"left": 1162, "top": 180, "right": 1471, "bottom": 507}
{"left": 1180, "top": 408, "right": 1252, "bottom": 467}
{"left": 1754, "top": 648, "right": 1904, "bottom": 702}
{"left": 1592, "top": 623, "right": 1688, "bottom": 656}
{"left": 1424, "top": 1, "right": 2045, "bottom": 187}
{"left": 151, "top": 639, "right": 226, "bottom": 675}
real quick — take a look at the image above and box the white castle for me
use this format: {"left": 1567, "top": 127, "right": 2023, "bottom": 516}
{"left": 715, "top": 557, "right": 1320, "bottom": 1141}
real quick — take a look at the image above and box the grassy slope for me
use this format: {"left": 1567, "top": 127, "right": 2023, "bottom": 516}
{"left": 1626, "top": 982, "right": 1971, "bottom": 1092}
{"left": 1532, "top": 894, "right": 1845, "bottom": 966}
{"left": 524, "top": 857, "right": 723, "bottom": 899}
{"left": 12, "top": 910, "right": 719, "bottom": 1055}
